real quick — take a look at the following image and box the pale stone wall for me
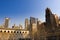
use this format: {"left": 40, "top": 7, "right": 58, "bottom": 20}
{"left": 0, "top": 29, "right": 30, "bottom": 40}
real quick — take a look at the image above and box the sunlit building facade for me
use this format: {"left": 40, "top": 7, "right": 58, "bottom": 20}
{"left": 0, "top": 8, "right": 60, "bottom": 40}
{"left": 4, "top": 18, "right": 9, "bottom": 28}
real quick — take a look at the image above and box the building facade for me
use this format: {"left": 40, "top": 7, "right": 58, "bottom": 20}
{"left": 0, "top": 8, "right": 60, "bottom": 40}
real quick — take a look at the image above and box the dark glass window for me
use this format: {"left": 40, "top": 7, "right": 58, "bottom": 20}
{"left": 23, "top": 32, "right": 24, "bottom": 33}
{"left": 14, "top": 31, "right": 16, "bottom": 33}
{"left": 0, "top": 30, "right": 2, "bottom": 32}
{"left": 4, "top": 31, "right": 6, "bottom": 33}
{"left": 8, "top": 31, "right": 9, "bottom": 33}
{"left": 11, "top": 31, "right": 13, "bottom": 33}
{"left": 17, "top": 31, "right": 19, "bottom": 33}
{"left": 20, "top": 31, "right": 21, "bottom": 33}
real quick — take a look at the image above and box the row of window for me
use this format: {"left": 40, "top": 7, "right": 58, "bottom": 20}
{"left": 0, "top": 30, "right": 28, "bottom": 34}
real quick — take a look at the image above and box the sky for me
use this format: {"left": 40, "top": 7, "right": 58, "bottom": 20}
{"left": 0, "top": 0, "right": 60, "bottom": 28}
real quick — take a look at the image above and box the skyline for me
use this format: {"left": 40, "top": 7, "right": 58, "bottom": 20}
{"left": 0, "top": 0, "right": 60, "bottom": 27}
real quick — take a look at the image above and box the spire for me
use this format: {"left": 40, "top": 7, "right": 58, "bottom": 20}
{"left": 45, "top": 8, "right": 52, "bottom": 14}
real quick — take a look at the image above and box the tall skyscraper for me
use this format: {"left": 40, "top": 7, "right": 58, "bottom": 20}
{"left": 30, "top": 17, "right": 37, "bottom": 24}
{"left": 37, "top": 20, "right": 42, "bottom": 30}
{"left": 30, "top": 17, "right": 38, "bottom": 40}
{"left": 30, "top": 17, "right": 38, "bottom": 31}
{"left": 32, "top": 23, "right": 37, "bottom": 40}
{"left": 45, "top": 8, "right": 57, "bottom": 31}
{"left": 4, "top": 17, "right": 9, "bottom": 28}
{"left": 32, "top": 23, "right": 37, "bottom": 33}
{"left": 45, "top": 8, "right": 53, "bottom": 27}
{"left": 25, "top": 18, "right": 29, "bottom": 30}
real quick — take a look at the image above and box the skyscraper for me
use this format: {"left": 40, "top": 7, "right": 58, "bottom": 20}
{"left": 32, "top": 23, "right": 37, "bottom": 33}
{"left": 45, "top": 8, "right": 58, "bottom": 31}
{"left": 25, "top": 18, "right": 29, "bottom": 30}
{"left": 4, "top": 17, "right": 9, "bottom": 28}
{"left": 30, "top": 17, "right": 38, "bottom": 40}
{"left": 30, "top": 17, "right": 37, "bottom": 24}
{"left": 45, "top": 8, "right": 53, "bottom": 28}
{"left": 30, "top": 17, "right": 38, "bottom": 31}
{"left": 32, "top": 23, "right": 37, "bottom": 40}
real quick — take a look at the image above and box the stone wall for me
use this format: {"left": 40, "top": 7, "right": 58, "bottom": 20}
{"left": 0, "top": 29, "right": 30, "bottom": 40}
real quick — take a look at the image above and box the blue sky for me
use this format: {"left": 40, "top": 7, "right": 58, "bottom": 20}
{"left": 0, "top": 0, "right": 60, "bottom": 28}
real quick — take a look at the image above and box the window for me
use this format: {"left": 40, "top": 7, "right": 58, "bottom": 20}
{"left": 23, "top": 31, "right": 24, "bottom": 33}
{"left": 11, "top": 31, "right": 13, "bottom": 33}
{"left": 20, "top": 31, "right": 21, "bottom": 33}
{"left": 4, "top": 31, "right": 6, "bottom": 33}
{"left": 14, "top": 31, "right": 16, "bottom": 33}
{"left": 17, "top": 31, "right": 19, "bottom": 33}
{"left": 8, "top": 31, "right": 9, "bottom": 33}
{"left": 0, "top": 30, "right": 2, "bottom": 32}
